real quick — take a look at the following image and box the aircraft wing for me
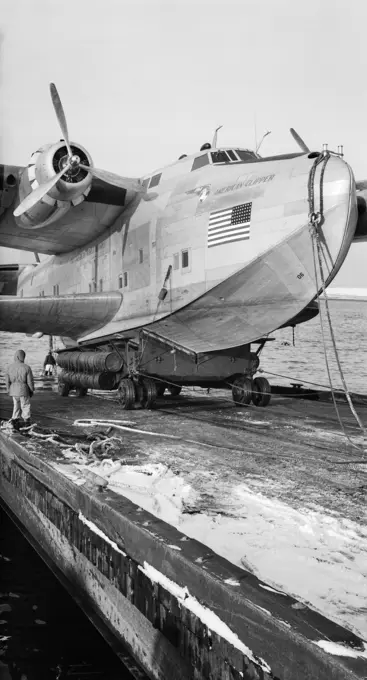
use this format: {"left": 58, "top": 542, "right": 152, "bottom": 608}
{"left": 0, "top": 164, "right": 140, "bottom": 255}
{"left": 0, "top": 292, "right": 123, "bottom": 339}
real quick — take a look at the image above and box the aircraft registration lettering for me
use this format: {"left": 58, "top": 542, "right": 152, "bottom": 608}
{"left": 215, "top": 174, "right": 275, "bottom": 195}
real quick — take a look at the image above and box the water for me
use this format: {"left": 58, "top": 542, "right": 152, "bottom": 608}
{"left": 261, "top": 299, "right": 367, "bottom": 393}
{"left": 0, "top": 300, "right": 366, "bottom": 394}
{"left": 0, "top": 509, "right": 136, "bottom": 680}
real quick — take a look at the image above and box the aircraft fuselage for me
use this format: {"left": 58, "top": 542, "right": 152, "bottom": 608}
{"left": 12, "top": 148, "right": 356, "bottom": 350}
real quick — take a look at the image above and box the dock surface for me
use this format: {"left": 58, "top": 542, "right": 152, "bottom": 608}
{"left": 1, "top": 385, "right": 367, "bottom": 679}
{"left": 1, "top": 384, "right": 365, "bottom": 517}
{"left": 0, "top": 390, "right": 367, "bottom": 638}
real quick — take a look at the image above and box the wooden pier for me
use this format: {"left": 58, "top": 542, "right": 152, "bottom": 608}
{"left": 0, "top": 386, "right": 366, "bottom": 680}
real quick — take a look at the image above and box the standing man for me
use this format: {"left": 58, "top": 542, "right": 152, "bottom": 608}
{"left": 5, "top": 349, "right": 35, "bottom": 427}
{"left": 43, "top": 351, "right": 56, "bottom": 376}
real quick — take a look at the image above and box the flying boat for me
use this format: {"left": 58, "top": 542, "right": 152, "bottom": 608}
{"left": 1, "top": 84, "right": 366, "bottom": 408}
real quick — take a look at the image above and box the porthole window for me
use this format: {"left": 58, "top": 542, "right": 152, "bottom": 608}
{"left": 181, "top": 250, "right": 189, "bottom": 269}
{"left": 149, "top": 173, "right": 161, "bottom": 189}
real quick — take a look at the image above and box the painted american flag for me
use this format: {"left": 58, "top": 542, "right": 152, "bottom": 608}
{"left": 208, "top": 202, "right": 252, "bottom": 248}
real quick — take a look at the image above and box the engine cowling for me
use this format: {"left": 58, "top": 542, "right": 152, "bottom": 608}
{"left": 15, "top": 141, "right": 93, "bottom": 229}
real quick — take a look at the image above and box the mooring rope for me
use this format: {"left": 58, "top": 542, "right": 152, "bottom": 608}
{"left": 308, "top": 152, "right": 366, "bottom": 451}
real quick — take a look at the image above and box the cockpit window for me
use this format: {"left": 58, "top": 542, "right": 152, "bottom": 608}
{"left": 235, "top": 149, "right": 257, "bottom": 161}
{"left": 149, "top": 173, "right": 161, "bottom": 188}
{"left": 191, "top": 154, "right": 209, "bottom": 171}
{"left": 211, "top": 149, "right": 258, "bottom": 164}
{"left": 211, "top": 150, "right": 231, "bottom": 164}
{"left": 191, "top": 148, "right": 257, "bottom": 171}
{"left": 226, "top": 150, "right": 238, "bottom": 161}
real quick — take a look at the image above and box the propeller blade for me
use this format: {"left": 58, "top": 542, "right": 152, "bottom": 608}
{"left": 49, "top": 83, "right": 73, "bottom": 158}
{"left": 290, "top": 128, "right": 310, "bottom": 153}
{"left": 14, "top": 163, "right": 71, "bottom": 217}
{"left": 79, "top": 164, "right": 141, "bottom": 192}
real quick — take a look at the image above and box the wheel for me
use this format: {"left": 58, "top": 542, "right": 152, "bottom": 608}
{"left": 156, "top": 382, "right": 166, "bottom": 397}
{"left": 137, "top": 378, "right": 158, "bottom": 409}
{"left": 252, "top": 377, "right": 271, "bottom": 407}
{"left": 232, "top": 376, "right": 252, "bottom": 405}
{"left": 75, "top": 387, "right": 88, "bottom": 398}
{"left": 58, "top": 381, "right": 70, "bottom": 397}
{"left": 118, "top": 378, "right": 135, "bottom": 410}
{"left": 168, "top": 384, "right": 182, "bottom": 397}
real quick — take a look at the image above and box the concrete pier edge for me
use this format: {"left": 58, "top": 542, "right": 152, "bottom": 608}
{"left": 1, "top": 430, "right": 366, "bottom": 680}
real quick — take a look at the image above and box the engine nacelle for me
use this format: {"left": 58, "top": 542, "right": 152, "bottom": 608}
{"left": 15, "top": 141, "right": 93, "bottom": 229}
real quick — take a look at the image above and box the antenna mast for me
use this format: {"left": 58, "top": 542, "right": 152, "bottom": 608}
{"left": 212, "top": 125, "right": 223, "bottom": 149}
{"left": 256, "top": 130, "right": 271, "bottom": 155}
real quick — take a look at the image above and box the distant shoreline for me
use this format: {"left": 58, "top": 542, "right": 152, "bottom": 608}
{"left": 324, "top": 296, "right": 367, "bottom": 302}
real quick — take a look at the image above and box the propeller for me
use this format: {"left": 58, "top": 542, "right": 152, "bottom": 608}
{"left": 49, "top": 83, "right": 73, "bottom": 159}
{"left": 14, "top": 82, "right": 143, "bottom": 217}
{"left": 290, "top": 128, "right": 310, "bottom": 153}
{"left": 14, "top": 162, "right": 71, "bottom": 217}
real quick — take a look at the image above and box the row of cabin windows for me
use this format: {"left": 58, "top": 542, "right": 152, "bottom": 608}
{"left": 32, "top": 250, "right": 189, "bottom": 298}
{"left": 118, "top": 249, "right": 190, "bottom": 289}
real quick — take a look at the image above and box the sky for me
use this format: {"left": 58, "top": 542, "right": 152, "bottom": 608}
{"left": 1, "top": 0, "right": 367, "bottom": 288}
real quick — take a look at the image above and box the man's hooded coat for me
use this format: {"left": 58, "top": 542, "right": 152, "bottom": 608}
{"left": 6, "top": 350, "right": 35, "bottom": 397}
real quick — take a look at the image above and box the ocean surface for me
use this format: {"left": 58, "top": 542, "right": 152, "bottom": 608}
{"left": 0, "top": 509, "right": 134, "bottom": 679}
{"left": 0, "top": 299, "right": 366, "bottom": 394}
{"left": 260, "top": 298, "right": 367, "bottom": 394}
{"left": 0, "top": 298, "right": 366, "bottom": 678}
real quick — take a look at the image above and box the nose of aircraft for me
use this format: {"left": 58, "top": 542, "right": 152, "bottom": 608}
{"left": 306, "top": 152, "right": 357, "bottom": 286}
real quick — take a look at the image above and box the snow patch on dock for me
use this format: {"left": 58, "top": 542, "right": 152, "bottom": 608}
{"left": 81, "top": 461, "right": 367, "bottom": 639}
{"left": 97, "top": 462, "right": 192, "bottom": 524}
{"left": 139, "top": 561, "right": 272, "bottom": 674}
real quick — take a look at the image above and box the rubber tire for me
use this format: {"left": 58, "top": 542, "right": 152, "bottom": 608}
{"left": 232, "top": 376, "right": 252, "bottom": 406}
{"left": 156, "top": 382, "right": 166, "bottom": 397}
{"left": 137, "top": 378, "right": 158, "bottom": 409}
{"left": 118, "top": 378, "right": 136, "bottom": 410}
{"left": 168, "top": 385, "right": 182, "bottom": 397}
{"left": 75, "top": 387, "right": 88, "bottom": 398}
{"left": 58, "top": 381, "right": 70, "bottom": 397}
{"left": 252, "top": 377, "right": 271, "bottom": 407}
